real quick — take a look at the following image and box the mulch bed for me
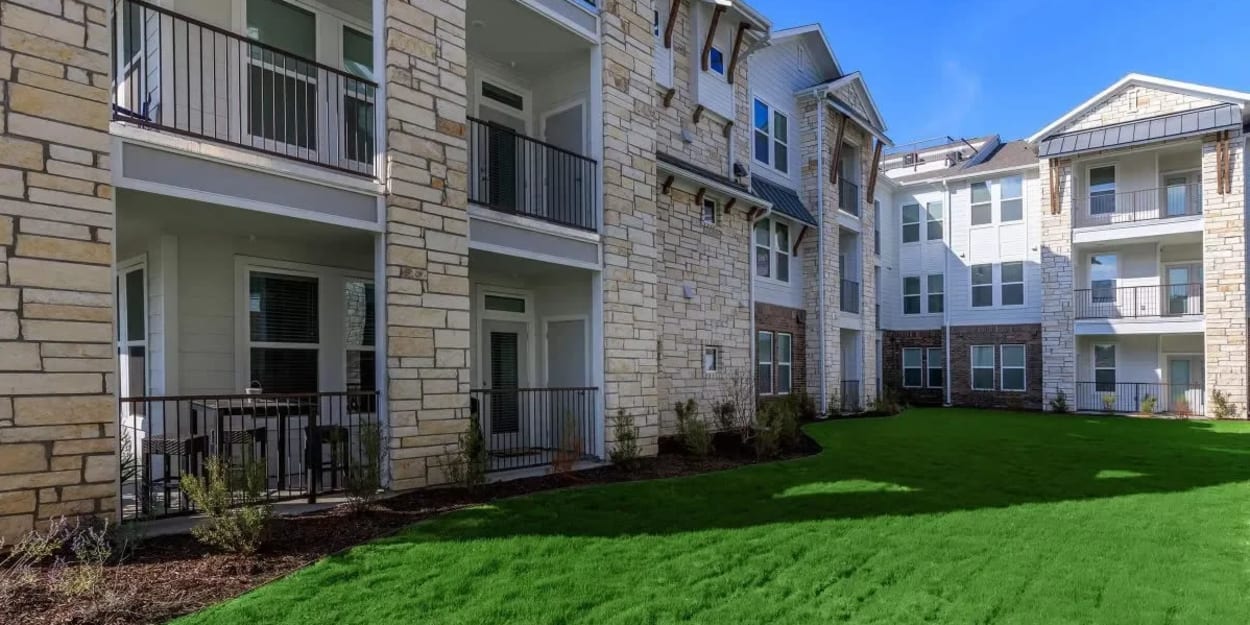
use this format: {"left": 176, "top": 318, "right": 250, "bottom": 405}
{"left": 3, "top": 433, "right": 820, "bottom": 625}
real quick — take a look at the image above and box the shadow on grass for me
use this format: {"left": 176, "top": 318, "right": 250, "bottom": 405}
{"left": 381, "top": 408, "right": 1250, "bottom": 543}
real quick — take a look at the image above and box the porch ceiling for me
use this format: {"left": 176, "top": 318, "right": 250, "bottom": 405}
{"left": 466, "top": 0, "right": 590, "bottom": 74}
{"left": 469, "top": 248, "right": 592, "bottom": 281}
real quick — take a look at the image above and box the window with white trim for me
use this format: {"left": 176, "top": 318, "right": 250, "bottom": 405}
{"left": 971, "top": 181, "right": 992, "bottom": 226}
{"left": 709, "top": 46, "right": 725, "bottom": 76}
{"left": 903, "top": 277, "right": 921, "bottom": 315}
{"left": 1000, "top": 345, "right": 1025, "bottom": 391}
{"left": 1089, "top": 165, "right": 1116, "bottom": 214}
{"left": 926, "top": 201, "right": 944, "bottom": 240}
{"left": 757, "top": 331, "right": 773, "bottom": 394}
{"left": 1000, "top": 176, "right": 1023, "bottom": 222}
{"left": 344, "top": 280, "right": 376, "bottom": 392}
{"left": 702, "top": 198, "right": 718, "bottom": 225}
{"left": 1090, "top": 254, "right": 1117, "bottom": 304}
{"left": 902, "top": 348, "right": 922, "bottom": 388}
{"left": 703, "top": 346, "right": 719, "bottom": 373}
{"left": 901, "top": 204, "right": 920, "bottom": 243}
{"left": 776, "top": 333, "right": 793, "bottom": 394}
{"left": 971, "top": 264, "right": 993, "bottom": 307}
{"left": 926, "top": 347, "right": 944, "bottom": 388}
{"left": 971, "top": 345, "right": 995, "bottom": 391}
{"left": 117, "top": 263, "right": 148, "bottom": 402}
{"left": 1094, "top": 344, "right": 1116, "bottom": 392}
{"left": 927, "top": 274, "right": 944, "bottom": 313}
{"left": 753, "top": 99, "right": 789, "bottom": 174}
{"left": 1001, "top": 261, "right": 1024, "bottom": 306}
{"left": 754, "top": 218, "right": 791, "bottom": 283}
{"left": 248, "top": 271, "right": 320, "bottom": 394}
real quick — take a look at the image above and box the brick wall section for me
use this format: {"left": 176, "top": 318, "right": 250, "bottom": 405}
{"left": 656, "top": 188, "right": 750, "bottom": 433}
{"left": 0, "top": 0, "right": 116, "bottom": 541}
{"left": 948, "top": 324, "right": 1043, "bottom": 410}
{"left": 1202, "top": 129, "right": 1247, "bottom": 416}
{"left": 1040, "top": 157, "right": 1075, "bottom": 410}
{"left": 755, "top": 302, "right": 807, "bottom": 397}
{"left": 601, "top": 0, "right": 660, "bottom": 455}
{"left": 383, "top": 0, "right": 473, "bottom": 489}
{"left": 881, "top": 330, "right": 943, "bottom": 406}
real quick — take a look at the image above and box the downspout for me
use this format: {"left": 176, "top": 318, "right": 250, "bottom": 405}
{"left": 815, "top": 97, "right": 828, "bottom": 415}
{"left": 941, "top": 179, "right": 952, "bottom": 406}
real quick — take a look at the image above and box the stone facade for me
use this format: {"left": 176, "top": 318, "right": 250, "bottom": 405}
{"left": 948, "top": 324, "right": 1043, "bottom": 410}
{"left": 755, "top": 302, "right": 807, "bottom": 398}
{"left": 881, "top": 329, "right": 944, "bottom": 406}
{"left": 382, "top": 0, "right": 474, "bottom": 489}
{"left": 1039, "top": 157, "right": 1074, "bottom": 411}
{"left": 0, "top": 0, "right": 116, "bottom": 541}
{"left": 601, "top": 0, "right": 660, "bottom": 454}
{"left": 1058, "top": 86, "right": 1220, "bottom": 134}
{"left": 1201, "top": 129, "right": 1247, "bottom": 414}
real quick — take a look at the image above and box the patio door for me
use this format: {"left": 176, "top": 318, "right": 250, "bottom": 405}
{"left": 117, "top": 264, "right": 148, "bottom": 409}
{"left": 244, "top": 0, "right": 320, "bottom": 158}
{"left": 475, "top": 79, "right": 530, "bottom": 214}
{"left": 482, "top": 320, "right": 530, "bottom": 450}
{"left": 1165, "top": 264, "right": 1202, "bottom": 316}
{"left": 1166, "top": 357, "right": 1203, "bottom": 414}
{"left": 541, "top": 102, "right": 586, "bottom": 224}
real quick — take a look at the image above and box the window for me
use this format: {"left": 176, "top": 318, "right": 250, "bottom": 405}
{"left": 709, "top": 46, "right": 725, "bottom": 76}
{"left": 246, "top": 0, "right": 318, "bottom": 149}
{"left": 755, "top": 219, "right": 790, "bottom": 283}
{"left": 753, "top": 99, "right": 789, "bottom": 173}
{"left": 971, "top": 264, "right": 993, "bottom": 307}
{"left": 1000, "top": 176, "right": 1023, "bottom": 222}
{"left": 1094, "top": 344, "right": 1116, "bottom": 392}
{"left": 342, "top": 27, "right": 375, "bottom": 165}
{"left": 926, "top": 201, "right": 943, "bottom": 240}
{"left": 971, "top": 345, "right": 995, "bottom": 391}
{"left": 971, "top": 181, "right": 992, "bottom": 226}
{"left": 776, "top": 333, "right": 793, "bottom": 394}
{"left": 703, "top": 346, "right": 719, "bottom": 373}
{"left": 344, "top": 280, "right": 376, "bottom": 392}
{"left": 926, "top": 347, "right": 944, "bottom": 388}
{"left": 653, "top": 9, "right": 660, "bottom": 37}
{"left": 927, "top": 274, "right": 944, "bottom": 313}
{"left": 873, "top": 200, "right": 881, "bottom": 254}
{"left": 1000, "top": 345, "right": 1025, "bottom": 392}
{"left": 1089, "top": 166, "right": 1116, "bottom": 214}
{"left": 901, "top": 204, "right": 920, "bottom": 243}
{"left": 702, "top": 198, "right": 718, "bottom": 225}
{"left": 1090, "top": 254, "right": 1117, "bottom": 304}
{"left": 484, "top": 294, "right": 526, "bottom": 314}
{"left": 757, "top": 331, "right": 773, "bottom": 394}
{"left": 902, "top": 348, "right": 922, "bottom": 388}
{"left": 903, "top": 276, "right": 921, "bottom": 315}
{"left": 248, "top": 271, "right": 320, "bottom": 394}
{"left": 117, "top": 264, "right": 147, "bottom": 403}
{"left": 1000, "top": 262, "right": 1024, "bottom": 306}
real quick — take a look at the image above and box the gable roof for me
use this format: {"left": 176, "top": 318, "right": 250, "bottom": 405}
{"left": 1028, "top": 73, "right": 1250, "bottom": 143}
{"left": 770, "top": 24, "right": 841, "bottom": 80}
{"left": 804, "top": 72, "right": 891, "bottom": 145}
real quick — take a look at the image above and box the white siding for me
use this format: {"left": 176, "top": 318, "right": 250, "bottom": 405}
{"left": 653, "top": 3, "right": 672, "bottom": 87}
{"left": 748, "top": 38, "right": 822, "bottom": 188}
{"left": 690, "top": 3, "right": 733, "bottom": 120}
{"left": 883, "top": 185, "right": 945, "bottom": 330}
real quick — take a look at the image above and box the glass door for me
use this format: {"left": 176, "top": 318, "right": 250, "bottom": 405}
{"left": 245, "top": 0, "right": 319, "bottom": 155}
{"left": 1165, "top": 265, "right": 1201, "bottom": 316}
{"left": 1164, "top": 174, "right": 1190, "bottom": 217}
{"left": 482, "top": 321, "right": 529, "bottom": 451}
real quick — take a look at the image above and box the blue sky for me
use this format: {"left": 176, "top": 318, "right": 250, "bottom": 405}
{"left": 752, "top": 0, "right": 1250, "bottom": 145}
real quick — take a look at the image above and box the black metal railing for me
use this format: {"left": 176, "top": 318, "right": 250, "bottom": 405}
{"left": 467, "top": 117, "right": 598, "bottom": 231}
{"left": 469, "top": 387, "right": 599, "bottom": 472}
{"left": 839, "top": 179, "right": 859, "bottom": 215}
{"left": 1074, "top": 183, "right": 1202, "bottom": 227}
{"left": 840, "top": 380, "right": 861, "bottom": 413}
{"left": 1074, "top": 283, "right": 1203, "bottom": 319}
{"left": 840, "top": 278, "right": 861, "bottom": 314}
{"left": 111, "top": 0, "right": 377, "bottom": 177}
{"left": 118, "top": 391, "right": 380, "bottom": 520}
{"left": 1075, "top": 382, "right": 1204, "bottom": 416}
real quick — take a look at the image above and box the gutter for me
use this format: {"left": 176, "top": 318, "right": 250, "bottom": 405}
{"left": 941, "top": 179, "right": 952, "bottom": 406}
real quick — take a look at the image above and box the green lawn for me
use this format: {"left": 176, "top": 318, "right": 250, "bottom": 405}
{"left": 178, "top": 409, "right": 1250, "bottom": 625}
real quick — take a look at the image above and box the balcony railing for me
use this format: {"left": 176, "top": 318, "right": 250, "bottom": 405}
{"left": 468, "top": 117, "right": 598, "bottom": 232}
{"left": 1073, "top": 183, "right": 1202, "bottom": 227}
{"left": 840, "top": 278, "right": 861, "bottom": 314}
{"left": 1075, "top": 382, "right": 1204, "bottom": 416}
{"left": 111, "top": 0, "right": 377, "bottom": 177}
{"left": 1074, "top": 283, "right": 1203, "bottom": 319}
{"left": 840, "top": 380, "right": 862, "bottom": 413}
{"left": 469, "top": 387, "right": 600, "bottom": 473}
{"left": 839, "top": 179, "right": 859, "bottom": 215}
{"left": 118, "top": 391, "right": 380, "bottom": 520}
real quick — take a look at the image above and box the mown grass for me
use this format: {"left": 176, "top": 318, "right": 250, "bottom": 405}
{"left": 178, "top": 409, "right": 1250, "bottom": 624}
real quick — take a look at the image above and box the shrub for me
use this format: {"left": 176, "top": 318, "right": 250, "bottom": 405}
{"left": 711, "top": 400, "right": 737, "bottom": 431}
{"left": 181, "top": 457, "right": 272, "bottom": 554}
{"left": 718, "top": 368, "right": 756, "bottom": 443}
{"left": 1, "top": 516, "right": 70, "bottom": 596}
{"left": 787, "top": 392, "right": 819, "bottom": 422}
{"left": 753, "top": 401, "right": 798, "bottom": 459}
{"left": 1212, "top": 389, "right": 1240, "bottom": 419}
{"left": 1139, "top": 394, "right": 1157, "bottom": 415}
{"left": 345, "top": 422, "right": 383, "bottom": 514}
{"left": 1101, "top": 393, "right": 1117, "bottom": 413}
{"left": 609, "top": 409, "right": 641, "bottom": 468}
{"left": 551, "top": 412, "right": 584, "bottom": 475}
{"left": 1174, "top": 397, "right": 1193, "bottom": 417}
{"left": 826, "top": 391, "right": 842, "bottom": 417}
{"left": 1049, "top": 389, "right": 1070, "bottom": 414}
{"left": 870, "top": 387, "right": 903, "bottom": 416}
{"left": 449, "top": 417, "right": 488, "bottom": 490}
{"left": 674, "top": 399, "right": 713, "bottom": 457}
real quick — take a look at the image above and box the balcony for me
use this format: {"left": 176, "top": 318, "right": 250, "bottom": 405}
{"left": 469, "top": 387, "right": 600, "bottom": 472}
{"left": 840, "top": 278, "right": 861, "bottom": 314}
{"left": 1073, "top": 184, "right": 1201, "bottom": 228}
{"left": 111, "top": 0, "right": 377, "bottom": 177}
{"left": 1074, "top": 382, "right": 1204, "bottom": 416}
{"left": 1075, "top": 284, "right": 1203, "bottom": 319}
{"left": 839, "top": 179, "right": 860, "bottom": 216}
{"left": 467, "top": 117, "right": 598, "bottom": 232}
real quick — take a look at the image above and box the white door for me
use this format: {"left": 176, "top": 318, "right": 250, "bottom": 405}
{"left": 541, "top": 103, "right": 586, "bottom": 224}
{"left": 482, "top": 320, "right": 530, "bottom": 451}
{"left": 1165, "top": 265, "right": 1202, "bottom": 316}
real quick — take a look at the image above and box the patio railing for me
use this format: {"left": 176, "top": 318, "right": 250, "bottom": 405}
{"left": 1074, "top": 283, "right": 1203, "bottom": 319}
{"left": 469, "top": 387, "right": 600, "bottom": 473}
{"left": 111, "top": 0, "right": 378, "bottom": 176}
{"left": 839, "top": 179, "right": 860, "bottom": 215}
{"left": 1074, "top": 382, "right": 1204, "bottom": 416}
{"left": 118, "top": 391, "right": 379, "bottom": 520}
{"left": 1073, "top": 183, "right": 1202, "bottom": 227}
